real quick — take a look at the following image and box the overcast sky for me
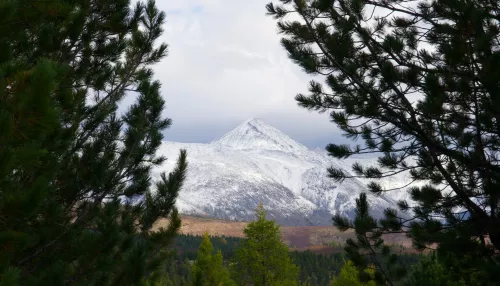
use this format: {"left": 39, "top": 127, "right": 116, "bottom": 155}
{"left": 146, "top": 0, "right": 347, "bottom": 149}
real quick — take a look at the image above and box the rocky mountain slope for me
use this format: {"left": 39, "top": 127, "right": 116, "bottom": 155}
{"left": 154, "top": 119, "right": 414, "bottom": 226}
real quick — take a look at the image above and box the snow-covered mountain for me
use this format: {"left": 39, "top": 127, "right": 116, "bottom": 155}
{"left": 154, "top": 118, "right": 414, "bottom": 226}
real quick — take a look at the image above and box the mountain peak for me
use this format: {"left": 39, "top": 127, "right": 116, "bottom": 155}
{"left": 244, "top": 117, "right": 263, "bottom": 123}
{"left": 211, "top": 118, "right": 308, "bottom": 152}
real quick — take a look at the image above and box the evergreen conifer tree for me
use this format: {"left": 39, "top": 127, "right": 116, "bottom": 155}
{"left": 191, "top": 233, "right": 234, "bottom": 286}
{"left": 231, "top": 204, "right": 299, "bottom": 286}
{"left": 266, "top": 0, "right": 500, "bottom": 284}
{"left": 0, "top": 0, "right": 186, "bottom": 284}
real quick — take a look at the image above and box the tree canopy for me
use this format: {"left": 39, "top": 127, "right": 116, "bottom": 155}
{"left": 191, "top": 233, "right": 235, "bottom": 286}
{"left": 332, "top": 260, "right": 376, "bottom": 286}
{"left": 266, "top": 0, "right": 500, "bottom": 284}
{"left": 231, "top": 204, "right": 300, "bottom": 286}
{"left": 404, "top": 253, "right": 467, "bottom": 286}
{"left": 0, "top": 0, "right": 186, "bottom": 284}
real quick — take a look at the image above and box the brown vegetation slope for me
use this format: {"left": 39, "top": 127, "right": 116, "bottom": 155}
{"left": 153, "top": 215, "right": 414, "bottom": 253}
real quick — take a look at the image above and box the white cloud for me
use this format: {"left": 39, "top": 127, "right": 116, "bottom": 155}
{"left": 140, "top": 0, "right": 344, "bottom": 148}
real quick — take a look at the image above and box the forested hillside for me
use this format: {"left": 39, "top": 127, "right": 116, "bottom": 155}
{"left": 159, "top": 234, "right": 422, "bottom": 286}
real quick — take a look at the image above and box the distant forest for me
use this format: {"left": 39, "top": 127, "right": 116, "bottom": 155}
{"left": 165, "top": 234, "right": 422, "bottom": 286}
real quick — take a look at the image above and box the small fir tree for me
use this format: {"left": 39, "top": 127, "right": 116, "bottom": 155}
{"left": 191, "top": 233, "right": 235, "bottom": 286}
{"left": 332, "top": 260, "right": 376, "bottom": 286}
{"left": 231, "top": 203, "right": 300, "bottom": 286}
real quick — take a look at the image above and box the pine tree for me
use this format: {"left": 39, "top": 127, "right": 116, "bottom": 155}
{"left": 0, "top": 0, "right": 186, "bottom": 284}
{"left": 231, "top": 204, "right": 300, "bottom": 286}
{"left": 266, "top": 0, "right": 500, "bottom": 284}
{"left": 191, "top": 233, "right": 235, "bottom": 286}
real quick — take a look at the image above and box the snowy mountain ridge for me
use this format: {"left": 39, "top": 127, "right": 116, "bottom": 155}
{"left": 211, "top": 118, "right": 309, "bottom": 153}
{"left": 154, "top": 118, "right": 415, "bottom": 226}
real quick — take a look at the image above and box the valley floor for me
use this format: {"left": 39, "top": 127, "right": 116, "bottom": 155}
{"left": 154, "top": 215, "right": 417, "bottom": 254}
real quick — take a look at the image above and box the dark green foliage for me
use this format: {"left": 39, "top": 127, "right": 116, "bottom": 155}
{"left": 403, "top": 253, "right": 467, "bottom": 286}
{"left": 191, "top": 233, "right": 235, "bottom": 286}
{"left": 290, "top": 250, "right": 345, "bottom": 286}
{"left": 172, "top": 234, "right": 243, "bottom": 261}
{"left": 141, "top": 254, "right": 192, "bottom": 286}
{"left": 333, "top": 194, "right": 409, "bottom": 285}
{"left": 231, "top": 204, "right": 300, "bottom": 286}
{"left": 157, "top": 234, "right": 244, "bottom": 286}
{"left": 0, "top": 0, "right": 186, "bottom": 284}
{"left": 292, "top": 250, "right": 419, "bottom": 286}
{"left": 331, "top": 260, "right": 376, "bottom": 286}
{"left": 266, "top": 0, "right": 500, "bottom": 284}
{"left": 142, "top": 233, "right": 422, "bottom": 286}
